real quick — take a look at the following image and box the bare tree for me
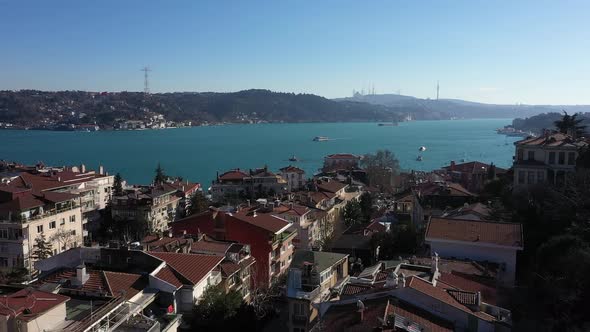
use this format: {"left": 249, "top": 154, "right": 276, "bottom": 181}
{"left": 50, "top": 229, "right": 75, "bottom": 252}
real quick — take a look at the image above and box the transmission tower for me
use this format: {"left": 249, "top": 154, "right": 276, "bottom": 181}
{"left": 141, "top": 66, "right": 151, "bottom": 94}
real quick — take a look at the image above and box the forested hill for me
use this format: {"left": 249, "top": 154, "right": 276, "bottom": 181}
{"left": 0, "top": 89, "right": 409, "bottom": 128}
{"left": 511, "top": 112, "right": 590, "bottom": 133}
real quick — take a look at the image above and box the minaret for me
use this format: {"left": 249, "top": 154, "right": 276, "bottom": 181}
{"left": 436, "top": 81, "right": 440, "bottom": 100}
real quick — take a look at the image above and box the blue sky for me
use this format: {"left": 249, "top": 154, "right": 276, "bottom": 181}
{"left": 1, "top": 0, "right": 589, "bottom": 104}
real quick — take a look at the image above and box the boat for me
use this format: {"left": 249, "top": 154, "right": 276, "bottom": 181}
{"left": 496, "top": 127, "right": 537, "bottom": 138}
{"left": 378, "top": 120, "right": 398, "bottom": 126}
{"left": 416, "top": 156, "right": 423, "bottom": 161}
{"left": 289, "top": 155, "right": 298, "bottom": 162}
{"left": 313, "top": 136, "right": 329, "bottom": 142}
{"left": 418, "top": 146, "right": 427, "bottom": 152}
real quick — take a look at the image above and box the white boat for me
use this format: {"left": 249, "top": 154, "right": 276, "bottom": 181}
{"left": 418, "top": 146, "right": 427, "bottom": 152}
{"left": 313, "top": 136, "right": 329, "bottom": 142}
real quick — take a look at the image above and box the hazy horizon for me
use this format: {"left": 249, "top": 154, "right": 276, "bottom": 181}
{"left": 1, "top": 1, "right": 589, "bottom": 105}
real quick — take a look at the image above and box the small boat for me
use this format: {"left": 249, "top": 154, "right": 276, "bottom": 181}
{"left": 289, "top": 155, "right": 298, "bottom": 162}
{"left": 313, "top": 136, "right": 329, "bottom": 142}
{"left": 418, "top": 146, "right": 427, "bottom": 152}
{"left": 416, "top": 156, "right": 423, "bottom": 161}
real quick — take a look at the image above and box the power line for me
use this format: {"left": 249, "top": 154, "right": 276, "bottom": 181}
{"left": 140, "top": 66, "right": 151, "bottom": 94}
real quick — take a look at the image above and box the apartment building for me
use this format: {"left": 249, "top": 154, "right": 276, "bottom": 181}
{"left": 211, "top": 166, "right": 288, "bottom": 202}
{"left": 513, "top": 132, "right": 587, "bottom": 187}
{"left": 279, "top": 165, "right": 306, "bottom": 192}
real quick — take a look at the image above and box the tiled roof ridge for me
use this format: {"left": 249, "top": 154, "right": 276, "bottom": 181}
{"left": 101, "top": 270, "right": 115, "bottom": 297}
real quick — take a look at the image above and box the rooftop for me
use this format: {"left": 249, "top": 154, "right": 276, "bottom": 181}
{"left": 0, "top": 288, "right": 70, "bottom": 321}
{"left": 515, "top": 133, "right": 588, "bottom": 148}
{"left": 426, "top": 217, "right": 523, "bottom": 248}
{"left": 231, "top": 210, "right": 291, "bottom": 234}
{"left": 291, "top": 250, "right": 348, "bottom": 274}
{"left": 149, "top": 252, "right": 223, "bottom": 285}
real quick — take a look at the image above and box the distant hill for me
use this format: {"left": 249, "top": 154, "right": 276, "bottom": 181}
{"left": 336, "top": 94, "right": 590, "bottom": 120}
{"left": 0, "top": 89, "right": 406, "bottom": 129}
{"left": 511, "top": 112, "right": 590, "bottom": 134}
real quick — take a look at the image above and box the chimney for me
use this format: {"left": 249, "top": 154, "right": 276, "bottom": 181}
{"left": 73, "top": 264, "right": 89, "bottom": 286}
{"left": 431, "top": 252, "right": 439, "bottom": 274}
{"left": 398, "top": 273, "right": 406, "bottom": 288}
{"left": 385, "top": 271, "right": 398, "bottom": 288}
{"left": 81, "top": 164, "right": 86, "bottom": 173}
{"left": 476, "top": 291, "right": 482, "bottom": 309}
{"left": 289, "top": 202, "right": 294, "bottom": 210}
{"left": 98, "top": 165, "right": 104, "bottom": 175}
{"left": 253, "top": 211, "right": 257, "bottom": 218}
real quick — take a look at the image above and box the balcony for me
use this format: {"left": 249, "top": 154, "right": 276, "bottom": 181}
{"left": 293, "top": 284, "right": 320, "bottom": 300}
{"left": 270, "top": 230, "right": 296, "bottom": 247}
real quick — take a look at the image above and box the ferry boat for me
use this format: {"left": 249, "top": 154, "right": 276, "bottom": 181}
{"left": 313, "top": 136, "right": 329, "bottom": 142}
{"left": 416, "top": 156, "right": 423, "bottom": 161}
{"left": 496, "top": 127, "right": 536, "bottom": 137}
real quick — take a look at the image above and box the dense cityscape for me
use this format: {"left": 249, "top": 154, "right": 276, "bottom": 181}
{"left": 0, "top": 113, "right": 588, "bottom": 331}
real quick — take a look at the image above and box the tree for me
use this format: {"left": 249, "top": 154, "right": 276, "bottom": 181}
{"left": 361, "top": 149, "right": 400, "bottom": 192}
{"left": 191, "top": 286, "right": 257, "bottom": 330}
{"left": 554, "top": 111, "right": 587, "bottom": 138}
{"left": 113, "top": 173, "right": 123, "bottom": 195}
{"left": 343, "top": 201, "right": 363, "bottom": 228}
{"left": 577, "top": 146, "right": 590, "bottom": 170}
{"left": 50, "top": 228, "right": 76, "bottom": 252}
{"left": 188, "top": 192, "right": 210, "bottom": 216}
{"left": 370, "top": 221, "right": 419, "bottom": 260}
{"left": 359, "top": 192, "right": 375, "bottom": 223}
{"left": 31, "top": 233, "right": 53, "bottom": 260}
{"left": 154, "top": 162, "right": 168, "bottom": 184}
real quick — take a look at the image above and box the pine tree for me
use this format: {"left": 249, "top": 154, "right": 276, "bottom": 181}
{"left": 31, "top": 233, "right": 53, "bottom": 260}
{"left": 189, "top": 192, "right": 210, "bottom": 216}
{"left": 154, "top": 163, "right": 167, "bottom": 184}
{"left": 113, "top": 173, "right": 123, "bottom": 195}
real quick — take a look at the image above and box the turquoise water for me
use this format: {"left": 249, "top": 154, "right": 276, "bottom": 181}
{"left": 0, "top": 119, "right": 517, "bottom": 186}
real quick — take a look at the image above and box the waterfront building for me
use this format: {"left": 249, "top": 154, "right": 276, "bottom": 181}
{"left": 512, "top": 132, "right": 588, "bottom": 187}
{"left": 211, "top": 166, "right": 288, "bottom": 202}
{"left": 322, "top": 153, "right": 362, "bottom": 172}
{"left": 442, "top": 160, "right": 506, "bottom": 193}
{"left": 279, "top": 165, "right": 306, "bottom": 192}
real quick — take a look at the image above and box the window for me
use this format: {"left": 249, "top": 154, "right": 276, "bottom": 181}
{"left": 527, "top": 151, "right": 535, "bottom": 161}
{"left": 37, "top": 225, "right": 43, "bottom": 233}
{"left": 293, "top": 302, "right": 305, "bottom": 316}
{"left": 49, "top": 221, "right": 56, "bottom": 229}
{"left": 568, "top": 152, "right": 576, "bottom": 165}
{"left": 0, "top": 229, "right": 7, "bottom": 239}
{"left": 60, "top": 218, "right": 65, "bottom": 226}
{"left": 0, "top": 257, "right": 8, "bottom": 267}
{"left": 71, "top": 230, "right": 76, "bottom": 236}
{"left": 69, "top": 215, "right": 76, "bottom": 223}
{"left": 518, "top": 171, "right": 525, "bottom": 184}
{"left": 517, "top": 149, "right": 523, "bottom": 161}
{"left": 548, "top": 152, "right": 556, "bottom": 164}
{"left": 558, "top": 152, "right": 565, "bottom": 165}
{"left": 527, "top": 171, "right": 535, "bottom": 184}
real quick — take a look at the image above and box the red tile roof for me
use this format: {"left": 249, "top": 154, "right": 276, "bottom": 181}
{"left": 37, "top": 269, "right": 109, "bottom": 295}
{"left": 231, "top": 210, "right": 290, "bottom": 234}
{"left": 325, "top": 154, "right": 361, "bottom": 160}
{"left": 150, "top": 252, "right": 223, "bottom": 285}
{"left": 316, "top": 180, "right": 347, "bottom": 193}
{"left": 0, "top": 289, "right": 69, "bottom": 321}
{"left": 438, "top": 272, "right": 497, "bottom": 305}
{"left": 365, "top": 220, "right": 387, "bottom": 233}
{"left": 218, "top": 169, "right": 249, "bottom": 181}
{"left": 279, "top": 165, "right": 305, "bottom": 174}
{"left": 318, "top": 297, "right": 389, "bottom": 332}
{"left": 155, "top": 266, "right": 183, "bottom": 289}
{"left": 426, "top": 218, "right": 523, "bottom": 248}
{"left": 516, "top": 133, "right": 587, "bottom": 148}
{"left": 103, "top": 271, "right": 146, "bottom": 300}
{"left": 386, "top": 299, "right": 454, "bottom": 332}
{"left": 443, "top": 161, "right": 506, "bottom": 174}
{"left": 191, "top": 239, "right": 232, "bottom": 255}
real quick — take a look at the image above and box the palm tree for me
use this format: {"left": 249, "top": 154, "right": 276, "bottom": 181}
{"left": 554, "top": 111, "right": 587, "bottom": 138}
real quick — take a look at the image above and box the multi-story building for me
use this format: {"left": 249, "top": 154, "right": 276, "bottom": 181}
{"left": 286, "top": 250, "right": 349, "bottom": 332}
{"left": 322, "top": 154, "right": 361, "bottom": 172}
{"left": 211, "top": 166, "right": 288, "bottom": 202}
{"left": 1, "top": 165, "right": 114, "bottom": 244}
{"left": 513, "top": 132, "right": 587, "bottom": 187}
{"left": 279, "top": 165, "right": 306, "bottom": 192}
{"left": 190, "top": 236, "right": 256, "bottom": 302}
{"left": 273, "top": 203, "right": 327, "bottom": 250}
{"left": 425, "top": 217, "right": 523, "bottom": 285}
{"left": 170, "top": 208, "right": 296, "bottom": 286}
{"left": 111, "top": 180, "right": 199, "bottom": 233}
{"left": 0, "top": 184, "right": 84, "bottom": 274}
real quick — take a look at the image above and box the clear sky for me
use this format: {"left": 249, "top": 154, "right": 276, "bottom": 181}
{"left": 1, "top": 0, "right": 589, "bottom": 104}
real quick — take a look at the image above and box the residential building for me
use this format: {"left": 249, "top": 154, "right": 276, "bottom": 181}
{"left": 392, "top": 189, "right": 424, "bottom": 227}
{"left": 279, "top": 165, "right": 306, "bottom": 192}
{"left": 286, "top": 250, "right": 349, "bottom": 332}
{"left": 322, "top": 154, "right": 361, "bottom": 172}
{"left": 111, "top": 180, "right": 199, "bottom": 233}
{"left": 0, "top": 288, "right": 70, "bottom": 332}
{"left": 416, "top": 181, "right": 476, "bottom": 209}
{"left": 141, "top": 233, "right": 193, "bottom": 253}
{"left": 442, "top": 202, "right": 492, "bottom": 221}
{"left": 211, "top": 166, "right": 288, "bottom": 202}
{"left": 272, "top": 203, "right": 328, "bottom": 250}
{"left": 0, "top": 165, "right": 114, "bottom": 244}
{"left": 442, "top": 161, "right": 506, "bottom": 193}
{"left": 190, "top": 236, "right": 256, "bottom": 302}
{"left": 170, "top": 208, "right": 296, "bottom": 286}
{"left": 513, "top": 132, "right": 587, "bottom": 187}
{"left": 0, "top": 187, "right": 83, "bottom": 274}
{"left": 425, "top": 217, "right": 523, "bottom": 285}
